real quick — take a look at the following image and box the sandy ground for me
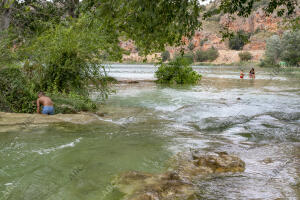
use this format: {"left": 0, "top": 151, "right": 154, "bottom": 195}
{"left": 212, "top": 50, "right": 265, "bottom": 64}
{"left": 122, "top": 50, "right": 265, "bottom": 64}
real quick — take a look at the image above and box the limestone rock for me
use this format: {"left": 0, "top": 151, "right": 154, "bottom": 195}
{"left": 113, "top": 151, "right": 245, "bottom": 200}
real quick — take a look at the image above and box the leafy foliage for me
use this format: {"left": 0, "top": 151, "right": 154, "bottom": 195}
{"left": 204, "top": 0, "right": 298, "bottom": 19}
{"left": 0, "top": 67, "right": 36, "bottom": 113}
{"left": 49, "top": 91, "right": 97, "bottom": 114}
{"left": 20, "top": 16, "right": 122, "bottom": 97}
{"left": 94, "top": 0, "right": 201, "bottom": 55}
{"left": 229, "top": 30, "right": 250, "bottom": 50}
{"left": 155, "top": 57, "right": 201, "bottom": 84}
{"left": 188, "top": 42, "right": 195, "bottom": 51}
{"left": 280, "top": 30, "right": 300, "bottom": 66}
{"left": 195, "top": 47, "right": 219, "bottom": 62}
{"left": 161, "top": 51, "right": 170, "bottom": 62}
{"left": 239, "top": 51, "right": 253, "bottom": 61}
{"left": 262, "top": 35, "right": 282, "bottom": 66}
{"left": 182, "top": 52, "right": 195, "bottom": 65}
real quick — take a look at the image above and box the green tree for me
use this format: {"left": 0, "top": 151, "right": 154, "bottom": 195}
{"left": 261, "top": 30, "right": 300, "bottom": 67}
{"left": 265, "top": 35, "right": 282, "bottom": 65}
{"left": 281, "top": 30, "right": 300, "bottom": 66}
{"left": 0, "top": 67, "right": 36, "bottom": 113}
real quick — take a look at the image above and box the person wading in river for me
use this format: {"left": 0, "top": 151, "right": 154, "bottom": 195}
{"left": 249, "top": 68, "right": 255, "bottom": 79}
{"left": 240, "top": 70, "right": 245, "bottom": 79}
{"left": 36, "top": 92, "right": 55, "bottom": 115}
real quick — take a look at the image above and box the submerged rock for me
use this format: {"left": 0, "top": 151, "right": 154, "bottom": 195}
{"left": 113, "top": 151, "right": 245, "bottom": 200}
{"left": 0, "top": 112, "right": 101, "bottom": 132}
{"left": 113, "top": 171, "right": 195, "bottom": 200}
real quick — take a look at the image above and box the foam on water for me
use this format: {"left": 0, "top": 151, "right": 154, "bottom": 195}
{"left": 32, "top": 137, "right": 82, "bottom": 155}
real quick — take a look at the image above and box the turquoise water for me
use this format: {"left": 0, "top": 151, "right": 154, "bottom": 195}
{"left": 1, "top": 65, "right": 299, "bottom": 199}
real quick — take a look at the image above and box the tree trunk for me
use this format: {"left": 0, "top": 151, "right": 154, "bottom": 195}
{"left": 67, "top": 0, "right": 79, "bottom": 18}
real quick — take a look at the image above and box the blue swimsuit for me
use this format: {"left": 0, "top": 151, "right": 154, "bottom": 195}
{"left": 42, "top": 106, "right": 55, "bottom": 115}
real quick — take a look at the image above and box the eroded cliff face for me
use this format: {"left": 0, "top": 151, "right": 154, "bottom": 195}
{"left": 120, "top": 7, "right": 299, "bottom": 63}
{"left": 220, "top": 9, "right": 282, "bottom": 33}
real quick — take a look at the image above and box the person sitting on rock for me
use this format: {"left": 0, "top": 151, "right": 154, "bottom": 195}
{"left": 36, "top": 92, "right": 55, "bottom": 115}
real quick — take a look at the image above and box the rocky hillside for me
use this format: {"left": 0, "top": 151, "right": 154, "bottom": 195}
{"left": 121, "top": 3, "right": 300, "bottom": 64}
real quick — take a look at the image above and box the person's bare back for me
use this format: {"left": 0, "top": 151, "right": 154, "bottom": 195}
{"left": 37, "top": 92, "right": 55, "bottom": 115}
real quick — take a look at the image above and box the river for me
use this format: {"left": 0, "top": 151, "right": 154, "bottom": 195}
{"left": 0, "top": 64, "right": 299, "bottom": 199}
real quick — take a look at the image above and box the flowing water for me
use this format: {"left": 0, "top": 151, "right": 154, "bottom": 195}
{"left": 1, "top": 65, "right": 300, "bottom": 200}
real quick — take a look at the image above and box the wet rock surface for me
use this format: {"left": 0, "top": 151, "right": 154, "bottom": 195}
{"left": 113, "top": 150, "right": 245, "bottom": 200}
{"left": 0, "top": 112, "right": 102, "bottom": 132}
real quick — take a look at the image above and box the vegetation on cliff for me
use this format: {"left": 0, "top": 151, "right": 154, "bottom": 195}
{"left": 194, "top": 47, "right": 219, "bottom": 62}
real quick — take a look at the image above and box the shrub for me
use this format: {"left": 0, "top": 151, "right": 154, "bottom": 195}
{"left": 0, "top": 67, "right": 36, "bottom": 113}
{"left": 200, "top": 38, "right": 208, "bottom": 46}
{"left": 239, "top": 51, "right": 253, "bottom": 61}
{"left": 20, "top": 18, "right": 121, "bottom": 100}
{"left": 195, "top": 47, "right": 219, "bottom": 62}
{"left": 161, "top": 51, "right": 170, "bottom": 62}
{"left": 206, "top": 47, "right": 219, "bottom": 61}
{"left": 155, "top": 57, "right": 201, "bottom": 84}
{"left": 182, "top": 52, "right": 195, "bottom": 64}
{"left": 49, "top": 92, "right": 97, "bottom": 114}
{"left": 188, "top": 42, "right": 195, "bottom": 51}
{"left": 229, "top": 30, "right": 250, "bottom": 50}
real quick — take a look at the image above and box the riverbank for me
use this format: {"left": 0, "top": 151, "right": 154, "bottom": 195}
{"left": 106, "top": 60, "right": 260, "bottom": 67}
{"left": 0, "top": 112, "right": 104, "bottom": 132}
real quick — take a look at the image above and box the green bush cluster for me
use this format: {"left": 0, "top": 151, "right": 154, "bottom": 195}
{"left": 161, "top": 51, "right": 171, "bottom": 62}
{"left": 188, "top": 42, "right": 195, "bottom": 50}
{"left": 0, "top": 66, "right": 99, "bottom": 114}
{"left": 194, "top": 47, "right": 219, "bottom": 62}
{"left": 229, "top": 30, "right": 250, "bottom": 50}
{"left": 239, "top": 51, "right": 253, "bottom": 61}
{"left": 0, "top": 19, "right": 120, "bottom": 114}
{"left": 200, "top": 38, "right": 208, "bottom": 46}
{"left": 0, "top": 67, "right": 36, "bottom": 113}
{"left": 260, "top": 30, "right": 300, "bottom": 67}
{"left": 49, "top": 92, "right": 97, "bottom": 114}
{"left": 182, "top": 52, "right": 195, "bottom": 64}
{"left": 155, "top": 57, "right": 201, "bottom": 84}
{"left": 0, "top": 21, "right": 120, "bottom": 114}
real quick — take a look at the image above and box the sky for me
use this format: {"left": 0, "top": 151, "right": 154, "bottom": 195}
{"left": 199, "top": 0, "right": 212, "bottom": 5}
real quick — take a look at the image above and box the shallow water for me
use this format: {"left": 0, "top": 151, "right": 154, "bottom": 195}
{"left": 1, "top": 65, "right": 300, "bottom": 199}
